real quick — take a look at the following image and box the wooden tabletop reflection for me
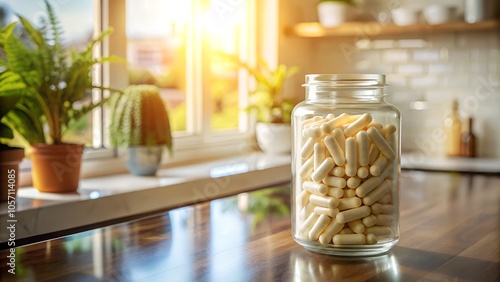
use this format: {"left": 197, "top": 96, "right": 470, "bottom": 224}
{"left": 1, "top": 171, "right": 499, "bottom": 281}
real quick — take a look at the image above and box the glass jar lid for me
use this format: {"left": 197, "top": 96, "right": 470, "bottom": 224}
{"left": 303, "top": 74, "right": 386, "bottom": 87}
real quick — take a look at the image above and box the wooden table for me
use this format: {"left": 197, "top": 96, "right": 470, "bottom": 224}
{"left": 1, "top": 171, "right": 499, "bottom": 281}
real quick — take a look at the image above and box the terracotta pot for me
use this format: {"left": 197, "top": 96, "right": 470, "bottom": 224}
{"left": 31, "top": 143, "right": 84, "bottom": 193}
{"left": 0, "top": 146, "right": 24, "bottom": 201}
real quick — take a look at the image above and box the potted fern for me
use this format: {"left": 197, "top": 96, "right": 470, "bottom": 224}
{"left": 235, "top": 57, "right": 299, "bottom": 154}
{"left": 109, "top": 85, "right": 172, "bottom": 176}
{"left": 0, "top": 0, "right": 120, "bottom": 192}
{"left": 0, "top": 93, "right": 24, "bottom": 201}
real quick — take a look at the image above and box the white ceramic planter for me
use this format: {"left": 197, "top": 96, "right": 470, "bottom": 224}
{"left": 126, "top": 145, "right": 164, "bottom": 176}
{"left": 317, "top": 2, "right": 357, "bottom": 27}
{"left": 255, "top": 122, "right": 291, "bottom": 155}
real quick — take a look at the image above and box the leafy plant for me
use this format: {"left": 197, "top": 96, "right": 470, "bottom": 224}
{"left": 0, "top": 92, "right": 21, "bottom": 149}
{"left": 0, "top": 0, "right": 121, "bottom": 145}
{"left": 229, "top": 55, "right": 299, "bottom": 123}
{"left": 109, "top": 85, "right": 172, "bottom": 152}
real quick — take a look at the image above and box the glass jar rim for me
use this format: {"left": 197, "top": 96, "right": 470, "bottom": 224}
{"left": 302, "top": 74, "right": 386, "bottom": 87}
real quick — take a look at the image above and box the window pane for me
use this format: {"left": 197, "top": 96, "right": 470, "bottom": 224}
{"left": 202, "top": 1, "right": 247, "bottom": 131}
{"left": 0, "top": 0, "right": 96, "bottom": 146}
{"left": 126, "top": 0, "right": 188, "bottom": 133}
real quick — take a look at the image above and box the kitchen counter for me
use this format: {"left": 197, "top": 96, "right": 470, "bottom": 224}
{"left": 0, "top": 170, "right": 498, "bottom": 281}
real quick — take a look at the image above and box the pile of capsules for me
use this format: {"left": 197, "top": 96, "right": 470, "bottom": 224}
{"left": 296, "top": 113, "right": 397, "bottom": 246}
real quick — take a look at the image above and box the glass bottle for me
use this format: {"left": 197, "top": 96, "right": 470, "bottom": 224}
{"left": 461, "top": 117, "right": 476, "bottom": 157}
{"left": 445, "top": 100, "right": 462, "bottom": 157}
{"left": 291, "top": 74, "right": 400, "bottom": 256}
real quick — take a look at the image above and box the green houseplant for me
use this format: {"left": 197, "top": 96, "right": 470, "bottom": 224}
{"left": 109, "top": 84, "right": 172, "bottom": 176}
{"left": 0, "top": 0, "right": 120, "bottom": 192}
{"left": 234, "top": 56, "right": 299, "bottom": 154}
{"left": 0, "top": 93, "right": 24, "bottom": 201}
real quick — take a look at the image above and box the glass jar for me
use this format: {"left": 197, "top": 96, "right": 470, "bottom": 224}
{"left": 291, "top": 74, "right": 400, "bottom": 256}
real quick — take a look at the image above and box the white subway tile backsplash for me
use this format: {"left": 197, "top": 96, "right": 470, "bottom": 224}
{"left": 409, "top": 76, "right": 439, "bottom": 88}
{"left": 382, "top": 50, "right": 408, "bottom": 63}
{"left": 427, "top": 34, "right": 456, "bottom": 48}
{"left": 396, "top": 64, "right": 425, "bottom": 74}
{"left": 372, "top": 39, "right": 397, "bottom": 49}
{"left": 412, "top": 49, "right": 441, "bottom": 62}
{"left": 356, "top": 50, "right": 381, "bottom": 61}
{"left": 428, "top": 63, "right": 454, "bottom": 74}
{"left": 347, "top": 31, "right": 500, "bottom": 157}
{"left": 397, "top": 39, "right": 427, "bottom": 49}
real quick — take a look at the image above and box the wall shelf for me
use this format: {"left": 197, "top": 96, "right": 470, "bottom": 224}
{"left": 285, "top": 19, "right": 500, "bottom": 38}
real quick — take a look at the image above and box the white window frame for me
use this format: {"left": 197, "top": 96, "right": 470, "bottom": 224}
{"left": 104, "top": 0, "right": 258, "bottom": 163}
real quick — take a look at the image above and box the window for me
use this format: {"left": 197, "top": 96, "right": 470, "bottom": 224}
{"left": 4, "top": 0, "right": 258, "bottom": 175}
{"left": 122, "top": 0, "right": 255, "bottom": 156}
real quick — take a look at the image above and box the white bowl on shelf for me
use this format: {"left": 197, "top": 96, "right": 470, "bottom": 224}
{"left": 423, "top": 5, "right": 457, "bottom": 25}
{"left": 317, "top": 2, "right": 357, "bottom": 27}
{"left": 391, "top": 7, "right": 421, "bottom": 26}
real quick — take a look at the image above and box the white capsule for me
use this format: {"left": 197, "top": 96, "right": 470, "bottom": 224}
{"left": 338, "top": 197, "right": 362, "bottom": 211}
{"left": 375, "top": 214, "right": 394, "bottom": 226}
{"left": 309, "top": 214, "right": 331, "bottom": 241}
{"left": 347, "top": 176, "right": 361, "bottom": 188}
{"left": 347, "top": 219, "right": 366, "bottom": 234}
{"left": 380, "top": 204, "right": 395, "bottom": 214}
{"left": 333, "top": 234, "right": 366, "bottom": 245}
{"left": 370, "top": 203, "right": 382, "bottom": 215}
{"left": 345, "top": 137, "right": 358, "bottom": 177}
{"left": 299, "top": 212, "right": 320, "bottom": 234}
{"left": 310, "top": 194, "right": 339, "bottom": 209}
{"left": 319, "top": 220, "right": 344, "bottom": 244}
{"left": 357, "top": 167, "right": 369, "bottom": 179}
{"left": 321, "top": 113, "right": 350, "bottom": 133}
{"left": 299, "top": 157, "right": 314, "bottom": 178}
{"left": 323, "top": 176, "right": 347, "bottom": 188}
{"left": 324, "top": 135, "right": 345, "bottom": 166}
{"left": 343, "top": 188, "right": 357, "bottom": 198}
{"left": 368, "top": 144, "right": 380, "bottom": 165}
{"left": 356, "top": 130, "right": 369, "bottom": 166}
{"left": 303, "top": 181, "right": 328, "bottom": 195}
{"left": 314, "top": 206, "right": 339, "bottom": 218}
{"left": 307, "top": 125, "right": 323, "bottom": 139}
{"left": 348, "top": 114, "right": 362, "bottom": 122}
{"left": 367, "top": 122, "right": 383, "bottom": 131}
{"left": 364, "top": 226, "right": 393, "bottom": 237}
{"left": 327, "top": 187, "right": 344, "bottom": 198}
{"left": 313, "top": 142, "right": 326, "bottom": 170}
{"left": 366, "top": 233, "right": 378, "bottom": 245}
{"left": 297, "top": 190, "right": 311, "bottom": 207}
{"left": 302, "top": 116, "right": 322, "bottom": 127}
{"left": 356, "top": 176, "right": 383, "bottom": 198}
{"left": 301, "top": 137, "right": 316, "bottom": 159}
{"left": 362, "top": 214, "right": 377, "bottom": 227}
{"left": 332, "top": 128, "right": 346, "bottom": 152}
{"left": 384, "top": 124, "right": 397, "bottom": 152}
{"left": 363, "top": 179, "right": 391, "bottom": 206}
{"left": 367, "top": 127, "right": 395, "bottom": 160}
{"left": 331, "top": 166, "right": 345, "bottom": 177}
{"left": 344, "top": 113, "right": 372, "bottom": 137}
{"left": 377, "top": 194, "right": 392, "bottom": 204}
{"left": 326, "top": 113, "right": 336, "bottom": 119}
{"left": 339, "top": 228, "right": 355, "bottom": 234}
{"left": 336, "top": 206, "right": 371, "bottom": 224}
{"left": 370, "top": 155, "right": 388, "bottom": 176}
{"left": 300, "top": 202, "right": 315, "bottom": 220}
{"left": 311, "top": 157, "right": 334, "bottom": 182}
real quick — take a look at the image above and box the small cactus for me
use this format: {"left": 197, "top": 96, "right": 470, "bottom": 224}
{"left": 110, "top": 85, "right": 172, "bottom": 153}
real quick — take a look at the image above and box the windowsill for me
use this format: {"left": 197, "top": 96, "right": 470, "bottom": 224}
{"left": 0, "top": 152, "right": 291, "bottom": 246}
